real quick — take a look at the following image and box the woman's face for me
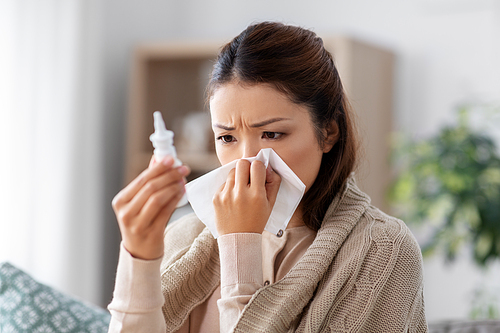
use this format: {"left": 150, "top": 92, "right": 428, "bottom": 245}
{"left": 210, "top": 83, "right": 329, "bottom": 192}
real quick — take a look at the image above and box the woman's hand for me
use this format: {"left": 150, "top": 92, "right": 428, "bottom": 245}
{"left": 213, "top": 159, "right": 281, "bottom": 236}
{"left": 112, "top": 156, "right": 190, "bottom": 260}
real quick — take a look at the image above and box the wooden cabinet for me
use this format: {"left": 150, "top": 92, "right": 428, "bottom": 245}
{"left": 125, "top": 38, "right": 394, "bottom": 210}
{"left": 324, "top": 37, "right": 395, "bottom": 212}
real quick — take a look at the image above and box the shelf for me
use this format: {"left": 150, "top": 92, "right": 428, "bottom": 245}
{"left": 130, "top": 152, "right": 220, "bottom": 183}
{"left": 178, "top": 152, "right": 220, "bottom": 171}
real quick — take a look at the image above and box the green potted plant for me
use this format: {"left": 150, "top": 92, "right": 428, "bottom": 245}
{"left": 388, "top": 105, "right": 500, "bottom": 266}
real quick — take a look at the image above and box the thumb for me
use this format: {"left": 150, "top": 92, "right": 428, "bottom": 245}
{"left": 265, "top": 166, "right": 281, "bottom": 208}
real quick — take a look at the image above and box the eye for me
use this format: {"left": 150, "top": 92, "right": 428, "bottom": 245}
{"left": 217, "top": 135, "right": 235, "bottom": 143}
{"left": 262, "top": 132, "right": 283, "bottom": 140}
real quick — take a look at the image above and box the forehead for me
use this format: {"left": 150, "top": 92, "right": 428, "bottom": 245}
{"left": 209, "top": 83, "right": 307, "bottom": 122}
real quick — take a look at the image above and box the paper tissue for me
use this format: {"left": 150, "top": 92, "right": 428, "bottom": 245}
{"left": 186, "top": 148, "right": 306, "bottom": 238}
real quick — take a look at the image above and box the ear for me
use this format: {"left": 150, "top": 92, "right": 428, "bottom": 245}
{"left": 322, "top": 121, "right": 339, "bottom": 153}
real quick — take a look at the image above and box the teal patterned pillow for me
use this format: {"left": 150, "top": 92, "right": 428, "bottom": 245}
{"left": 0, "top": 262, "right": 110, "bottom": 332}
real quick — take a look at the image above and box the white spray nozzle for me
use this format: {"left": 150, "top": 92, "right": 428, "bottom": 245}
{"left": 150, "top": 111, "right": 181, "bottom": 167}
{"left": 153, "top": 112, "right": 169, "bottom": 136}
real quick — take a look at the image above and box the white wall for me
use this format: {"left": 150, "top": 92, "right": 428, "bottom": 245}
{"left": 0, "top": 0, "right": 105, "bottom": 307}
{"left": 94, "top": 0, "right": 500, "bottom": 318}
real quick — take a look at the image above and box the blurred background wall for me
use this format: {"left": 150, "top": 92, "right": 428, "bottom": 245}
{"left": 1, "top": 0, "right": 499, "bottom": 322}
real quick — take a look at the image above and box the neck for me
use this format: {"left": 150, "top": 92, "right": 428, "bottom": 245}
{"left": 286, "top": 205, "right": 305, "bottom": 229}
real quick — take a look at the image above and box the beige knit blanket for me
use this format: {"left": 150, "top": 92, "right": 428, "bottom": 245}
{"left": 159, "top": 177, "right": 428, "bottom": 332}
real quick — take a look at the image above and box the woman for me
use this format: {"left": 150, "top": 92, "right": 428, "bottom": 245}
{"left": 108, "top": 22, "right": 428, "bottom": 332}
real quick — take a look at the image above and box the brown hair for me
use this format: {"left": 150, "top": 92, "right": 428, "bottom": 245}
{"left": 207, "top": 22, "right": 358, "bottom": 231}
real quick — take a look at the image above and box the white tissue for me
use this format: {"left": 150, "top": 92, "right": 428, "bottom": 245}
{"left": 185, "top": 148, "right": 306, "bottom": 238}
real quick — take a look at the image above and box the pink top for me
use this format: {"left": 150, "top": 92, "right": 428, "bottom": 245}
{"left": 108, "top": 225, "right": 316, "bottom": 332}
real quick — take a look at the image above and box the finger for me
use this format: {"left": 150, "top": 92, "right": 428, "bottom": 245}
{"left": 152, "top": 191, "right": 185, "bottom": 234}
{"left": 214, "top": 167, "right": 236, "bottom": 205}
{"left": 249, "top": 160, "right": 267, "bottom": 190}
{"left": 128, "top": 165, "right": 187, "bottom": 214}
{"left": 235, "top": 159, "right": 251, "bottom": 190}
{"left": 225, "top": 167, "right": 236, "bottom": 191}
{"left": 265, "top": 166, "right": 282, "bottom": 207}
{"left": 115, "top": 157, "right": 175, "bottom": 206}
{"left": 215, "top": 181, "right": 226, "bottom": 196}
{"left": 137, "top": 180, "right": 185, "bottom": 228}
{"left": 126, "top": 167, "right": 187, "bottom": 217}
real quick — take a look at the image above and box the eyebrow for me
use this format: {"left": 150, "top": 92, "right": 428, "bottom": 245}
{"left": 213, "top": 117, "right": 290, "bottom": 131}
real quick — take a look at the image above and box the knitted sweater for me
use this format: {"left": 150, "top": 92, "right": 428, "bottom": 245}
{"left": 158, "top": 177, "right": 428, "bottom": 332}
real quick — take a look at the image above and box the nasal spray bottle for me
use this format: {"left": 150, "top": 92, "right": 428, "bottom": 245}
{"left": 149, "top": 111, "right": 188, "bottom": 207}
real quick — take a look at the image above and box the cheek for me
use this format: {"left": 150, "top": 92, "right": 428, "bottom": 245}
{"left": 279, "top": 141, "right": 323, "bottom": 192}
{"left": 215, "top": 145, "right": 235, "bottom": 166}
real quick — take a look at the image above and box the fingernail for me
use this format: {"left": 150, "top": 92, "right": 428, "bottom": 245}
{"left": 178, "top": 165, "right": 189, "bottom": 175}
{"left": 266, "top": 164, "right": 273, "bottom": 175}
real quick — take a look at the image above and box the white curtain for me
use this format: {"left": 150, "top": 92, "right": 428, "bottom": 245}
{"left": 0, "top": 0, "right": 104, "bottom": 305}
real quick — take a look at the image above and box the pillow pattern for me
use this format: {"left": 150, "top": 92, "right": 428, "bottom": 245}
{"left": 0, "top": 262, "right": 110, "bottom": 332}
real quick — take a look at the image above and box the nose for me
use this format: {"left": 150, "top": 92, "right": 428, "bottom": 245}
{"left": 241, "top": 141, "right": 260, "bottom": 159}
